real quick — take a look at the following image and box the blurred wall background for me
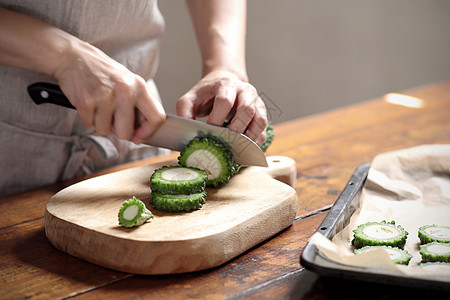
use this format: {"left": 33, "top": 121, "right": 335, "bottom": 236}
{"left": 155, "top": 0, "right": 450, "bottom": 124}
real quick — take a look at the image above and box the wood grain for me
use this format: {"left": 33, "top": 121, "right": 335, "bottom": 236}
{"left": 1, "top": 82, "right": 449, "bottom": 299}
{"left": 44, "top": 156, "right": 298, "bottom": 274}
{"left": 68, "top": 213, "right": 327, "bottom": 300}
{"left": 0, "top": 218, "right": 131, "bottom": 300}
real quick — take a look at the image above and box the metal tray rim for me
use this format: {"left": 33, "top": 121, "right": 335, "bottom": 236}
{"left": 300, "top": 163, "right": 450, "bottom": 292}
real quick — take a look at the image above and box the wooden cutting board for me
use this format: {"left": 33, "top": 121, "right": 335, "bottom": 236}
{"left": 44, "top": 156, "right": 298, "bottom": 275}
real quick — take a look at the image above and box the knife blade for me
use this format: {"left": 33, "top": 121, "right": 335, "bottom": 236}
{"left": 27, "top": 82, "right": 268, "bottom": 167}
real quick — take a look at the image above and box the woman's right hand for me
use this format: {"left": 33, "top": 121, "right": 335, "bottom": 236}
{"left": 0, "top": 7, "right": 165, "bottom": 144}
{"left": 53, "top": 39, "right": 166, "bottom": 144}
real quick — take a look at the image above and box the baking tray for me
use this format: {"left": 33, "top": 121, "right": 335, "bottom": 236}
{"left": 300, "top": 163, "right": 450, "bottom": 292}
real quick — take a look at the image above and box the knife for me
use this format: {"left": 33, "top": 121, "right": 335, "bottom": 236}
{"left": 27, "top": 82, "right": 268, "bottom": 167}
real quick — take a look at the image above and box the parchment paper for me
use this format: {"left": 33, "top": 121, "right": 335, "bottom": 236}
{"left": 309, "top": 144, "right": 450, "bottom": 281}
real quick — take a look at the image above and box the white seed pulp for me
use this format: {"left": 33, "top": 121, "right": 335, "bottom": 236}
{"left": 427, "top": 243, "right": 450, "bottom": 254}
{"left": 161, "top": 167, "right": 199, "bottom": 181}
{"left": 123, "top": 204, "right": 139, "bottom": 220}
{"left": 385, "top": 248, "right": 403, "bottom": 260}
{"left": 363, "top": 224, "right": 400, "bottom": 239}
{"left": 185, "top": 150, "right": 221, "bottom": 179}
{"left": 424, "top": 227, "right": 450, "bottom": 239}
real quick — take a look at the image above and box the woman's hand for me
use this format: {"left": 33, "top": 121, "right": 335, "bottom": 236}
{"left": 0, "top": 7, "right": 165, "bottom": 144}
{"left": 182, "top": 0, "right": 267, "bottom": 146}
{"left": 53, "top": 40, "right": 166, "bottom": 144}
{"left": 177, "top": 69, "right": 267, "bottom": 146}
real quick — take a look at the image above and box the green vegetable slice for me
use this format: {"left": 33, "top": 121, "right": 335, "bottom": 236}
{"left": 260, "top": 121, "right": 274, "bottom": 152}
{"left": 150, "top": 191, "right": 207, "bottom": 213}
{"left": 416, "top": 262, "right": 450, "bottom": 271}
{"left": 418, "top": 224, "right": 450, "bottom": 244}
{"left": 178, "top": 137, "right": 234, "bottom": 187}
{"left": 150, "top": 166, "right": 207, "bottom": 195}
{"left": 354, "top": 246, "right": 412, "bottom": 265}
{"left": 419, "top": 242, "right": 450, "bottom": 262}
{"left": 118, "top": 197, "right": 153, "bottom": 228}
{"left": 352, "top": 220, "right": 408, "bottom": 249}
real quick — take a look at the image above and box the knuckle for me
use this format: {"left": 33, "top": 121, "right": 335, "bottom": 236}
{"left": 255, "top": 114, "right": 268, "bottom": 128}
{"left": 116, "top": 77, "right": 139, "bottom": 98}
{"left": 77, "top": 96, "right": 95, "bottom": 112}
{"left": 151, "top": 110, "right": 166, "bottom": 126}
{"left": 241, "top": 103, "right": 256, "bottom": 117}
{"left": 214, "top": 77, "right": 235, "bottom": 91}
{"left": 94, "top": 84, "right": 114, "bottom": 99}
{"left": 215, "top": 95, "right": 233, "bottom": 108}
{"left": 219, "top": 76, "right": 233, "bottom": 85}
{"left": 133, "top": 76, "right": 148, "bottom": 92}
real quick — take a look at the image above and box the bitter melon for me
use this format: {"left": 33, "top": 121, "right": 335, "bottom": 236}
{"left": 416, "top": 262, "right": 450, "bottom": 271}
{"left": 352, "top": 221, "right": 408, "bottom": 249}
{"left": 260, "top": 122, "right": 274, "bottom": 152}
{"left": 419, "top": 242, "right": 450, "bottom": 262}
{"left": 150, "top": 166, "right": 207, "bottom": 195}
{"left": 118, "top": 197, "right": 153, "bottom": 227}
{"left": 354, "top": 245, "right": 412, "bottom": 265}
{"left": 418, "top": 224, "right": 450, "bottom": 244}
{"left": 178, "top": 137, "right": 234, "bottom": 187}
{"left": 150, "top": 191, "right": 207, "bottom": 213}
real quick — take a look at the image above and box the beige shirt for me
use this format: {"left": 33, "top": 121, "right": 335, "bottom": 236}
{"left": 0, "top": 0, "right": 167, "bottom": 196}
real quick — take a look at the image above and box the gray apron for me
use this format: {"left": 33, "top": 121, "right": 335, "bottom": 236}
{"left": 0, "top": 0, "right": 168, "bottom": 196}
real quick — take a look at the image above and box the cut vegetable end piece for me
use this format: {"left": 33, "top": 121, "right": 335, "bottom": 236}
{"left": 418, "top": 224, "right": 450, "bottom": 244}
{"left": 419, "top": 242, "right": 450, "bottom": 262}
{"left": 352, "top": 221, "right": 408, "bottom": 249}
{"left": 150, "top": 191, "right": 207, "bottom": 213}
{"left": 178, "top": 137, "right": 234, "bottom": 187}
{"left": 354, "top": 246, "right": 412, "bottom": 265}
{"left": 118, "top": 197, "right": 153, "bottom": 228}
{"left": 150, "top": 166, "right": 207, "bottom": 195}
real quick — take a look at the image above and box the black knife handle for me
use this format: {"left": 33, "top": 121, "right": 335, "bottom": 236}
{"left": 27, "top": 82, "right": 75, "bottom": 109}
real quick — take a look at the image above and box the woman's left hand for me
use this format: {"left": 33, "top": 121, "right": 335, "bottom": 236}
{"left": 177, "top": 70, "right": 267, "bottom": 147}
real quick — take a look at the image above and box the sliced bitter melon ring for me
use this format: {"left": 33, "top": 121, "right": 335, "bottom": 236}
{"left": 118, "top": 197, "right": 153, "bottom": 228}
{"left": 418, "top": 224, "right": 450, "bottom": 244}
{"left": 354, "top": 246, "right": 412, "bottom": 265}
{"left": 352, "top": 220, "right": 408, "bottom": 249}
{"left": 178, "top": 137, "right": 234, "bottom": 187}
{"left": 416, "top": 262, "right": 450, "bottom": 271}
{"left": 150, "top": 166, "right": 207, "bottom": 195}
{"left": 150, "top": 191, "right": 207, "bottom": 213}
{"left": 419, "top": 242, "right": 450, "bottom": 262}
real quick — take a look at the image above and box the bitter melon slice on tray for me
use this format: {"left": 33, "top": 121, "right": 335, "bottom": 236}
{"left": 354, "top": 246, "right": 412, "bottom": 265}
{"left": 118, "top": 197, "right": 153, "bottom": 228}
{"left": 418, "top": 224, "right": 450, "bottom": 244}
{"left": 150, "top": 166, "right": 207, "bottom": 195}
{"left": 352, "top": 221, "right": 408, "bottom": 249}
{"left": 150, "top": 191, "right": 207, "bottom": 213}
{"left": 419, "top": 242, "right": 450, "bottom": 262}
{"left": 416, "top": 262, "right": 450, "bottom": 271}
{"left": 178, "top": 137, "right": 235, "bottom": 187}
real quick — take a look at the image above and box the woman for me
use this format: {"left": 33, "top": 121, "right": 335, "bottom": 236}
{"left": 0, "top": 0, "right": 267, "bottom": 196}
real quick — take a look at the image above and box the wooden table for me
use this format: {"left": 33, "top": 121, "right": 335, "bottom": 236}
{"left": 1, "top": 81, "right": 450, "bottom": 299}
